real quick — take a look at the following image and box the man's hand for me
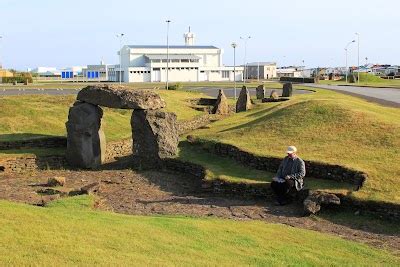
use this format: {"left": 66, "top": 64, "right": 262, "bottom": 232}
{"left": 285, "top": 175, "right": 291, "bottom": 181}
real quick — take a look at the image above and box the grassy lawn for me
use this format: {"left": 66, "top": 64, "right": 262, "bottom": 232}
{"left": 0, "top": 195, "right": 397, "bottom": 266}
{"left": 320, "top": 73, "right": 400, "bottom": 88}
{"left": 178, "top": 142, "right": 355, "bottom": 194}
{"left": 0, "top": 90, "right": 205, "bottom": 143}
{"left": 187, "top": 88, "right": 400, "bottom": 204}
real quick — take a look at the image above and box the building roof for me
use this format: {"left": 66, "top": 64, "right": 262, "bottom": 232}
{"left": 246, "top": 62, "right": 276, "bottom": 66}
{"left": 145, "top": 54, "right": 201, "bottom": 60}
{"left": 127, "top": 45, "right": 219, "bottom": 49}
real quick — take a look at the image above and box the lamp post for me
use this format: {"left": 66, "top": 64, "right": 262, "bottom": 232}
{"left": 345, "top": 40, "right": 355, "bottom": 83}
{"left": 240, "top": 36, "right": 251, "bottom": 83}
{"left": 166, "top": 20, "right": 171, "bottom": 90}
{"left": 116, "top": 33, "right": 124, "bottom": 84}
{"left": 231, "top": 42, "right": 237, "bottom": 100}
{"left": 355, "top": 32, "right": 360, "bottom": 83}
{"left": 0, "top": 36, "right": 3, "bottom": 69}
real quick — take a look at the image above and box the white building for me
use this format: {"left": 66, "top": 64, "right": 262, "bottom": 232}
{"left": 276, "top": 67, "right": 303, "bottom": 78}
{"left": 246, "top": 62, "right": 277, "bottom": 79}
{"left": 109, "top": 31, "right": 243, "bottom": 83}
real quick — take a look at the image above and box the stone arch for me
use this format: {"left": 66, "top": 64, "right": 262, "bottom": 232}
{"left": 66, "top": 85, "right": 178, "bottom": 169}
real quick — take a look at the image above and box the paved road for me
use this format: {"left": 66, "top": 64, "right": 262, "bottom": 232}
{"left": 303, "top": 84, "right": 400, "bottom": 108}
{"left": 0, "top": 87, "right": 312, "bottom": 98}
{"left": 0, "top": 88, "right": 80, "bottom": 96}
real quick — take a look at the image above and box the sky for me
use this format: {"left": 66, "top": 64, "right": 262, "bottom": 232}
{"left": 1, "top": 0, "right": 399, "bottom": 70}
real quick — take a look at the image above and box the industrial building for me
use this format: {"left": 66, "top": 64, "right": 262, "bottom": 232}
{"left": 246, "top": 62, "right": 277, "bottom": 80}
{"left": 109, "top": 30, "right": 244, "bottom": 83}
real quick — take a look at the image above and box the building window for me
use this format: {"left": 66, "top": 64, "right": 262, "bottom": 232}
{"left": 222, "top": 71, "right": 229, "bottom": 78}
{"left": 171, "top": 59, "right": 179, "bottom": 63}
{"left": 181, "top": 59, "right": 189, "bottom": 63}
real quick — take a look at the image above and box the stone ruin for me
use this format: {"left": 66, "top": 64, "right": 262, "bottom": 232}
{"left": 256, "top": 84, "right": 266, "bottom": 99}
{"left": 236, "top": 86, "right": 252, "bottom": 112}
{"left": 66, "top": 84, "right": 178, "bottom": 169}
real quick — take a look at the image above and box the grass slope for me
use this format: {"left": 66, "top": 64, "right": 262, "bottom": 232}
{"left": 321, "top": 73, "right": 400, "bottom": 88}
{"left": 0, "top": 90, "right": 205, "bottom": 142}
{"left": 178, "top": 142, "right": 354, "bottom": 194}
{"left": 0, "top": 196, "right": 397, "bottom": 265}
{"left": 189, "top": 88, "right": 400, "bottom": 203}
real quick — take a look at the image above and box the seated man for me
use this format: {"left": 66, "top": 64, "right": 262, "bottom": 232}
{"left": 271, "top": 146, "right": 306, "bottom": 205}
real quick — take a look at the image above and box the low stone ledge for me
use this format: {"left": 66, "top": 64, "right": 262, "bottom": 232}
{"left": 0, "top": 137, "right": 67, "bottom": 150}
{"left": 0, "top": 155, "right": 67, "bottom": 173}
{"left": 193, "top": 140, "right": 367, "bottom": 189}
{"left": 176, "top": 114, "right": 222, "bottom": 135}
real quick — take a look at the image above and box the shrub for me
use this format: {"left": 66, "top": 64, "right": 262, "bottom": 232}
{"left": 166, "top": 83, "right": 183, "bottom": 90}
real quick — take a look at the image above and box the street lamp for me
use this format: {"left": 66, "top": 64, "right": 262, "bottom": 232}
{"left": 0, "top": 36, "right": 3, "bottom": 69}
{"left": 116, "top": 33, "right": 125, "bottom": 84}
{"left": 345, "top": 40, "right": 355, "bottom": 83}
{"left": 166, "top": 20, "right": 171, "bottom": 90}
{"left": 240, "top": 36, "right": 251, "bottom": 83}
{"left": 355, "top": 32, "right": 360, "bottom": 83}
{"left": 231, "top": 42, "right": 237, "bottom": 100}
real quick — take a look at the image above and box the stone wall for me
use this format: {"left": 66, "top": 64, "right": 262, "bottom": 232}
{"left": 191, "top": 140, "right": 367, "bottom": 189}
{"left": 0, "top": 137, "right": 67, "bottom": 150}
{"left": 163, "top": 157, "right": 399, "bottom": 220}
{"left": 176, "top": 114, "right": 221, "bottom": 135}
{"left": 0, "top": 155, "right": 67, "bottom": 173}
{"left": 105, "top": 139, "right": 132, "bottom": 162}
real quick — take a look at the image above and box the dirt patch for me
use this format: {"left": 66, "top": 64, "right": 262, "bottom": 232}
{"left": 0, "top": 170, "right": 398, "bottom": 254}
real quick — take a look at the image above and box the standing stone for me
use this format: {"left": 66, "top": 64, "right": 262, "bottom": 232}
{"left": 270, "top": 90, "right": 279, "bottom": 100}
{"left": 132, "top": 110, "right": 179, "bottom": 167}
{"left": 256, "top": 85, "right": 266, "bottom": 99}
{"left": 282, "top": 83, "right": 293, "bottom": 97}
{"left": 66, "top": 102, "right": 106, "bottom": 169}
{"left": 211, "top": 89, "right": 229, "bottom": 115}
{"left": 235, "top": 86, "right": 252, "bottom": 113}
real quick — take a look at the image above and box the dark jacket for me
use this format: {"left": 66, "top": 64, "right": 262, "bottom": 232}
{"left": 276, "top": 156, "right": 306, "bottom": 191}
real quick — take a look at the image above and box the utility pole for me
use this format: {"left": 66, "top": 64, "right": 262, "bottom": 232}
{"left": 231, "top": 42, "right": 237, "bottom": 100}
{"left": 345, "top": 40, "right": 355, "bottom": 83}
{"left": 355, "top": 32, "right": 360, "bottom": 83}
{"left": 116, "top": 33, "right": 125, "bottom": 84}
{"left": 166, "top": 20, "right": 171, "bottom": 90}
{"left": 240, "top": 36, "right": 251, "bottom": 83}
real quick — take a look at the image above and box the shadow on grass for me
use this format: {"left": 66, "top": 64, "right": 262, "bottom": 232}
{"left": 218, "top": 100, "right": 305, "bottom": 133}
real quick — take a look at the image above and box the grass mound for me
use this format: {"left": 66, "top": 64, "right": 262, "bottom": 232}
{"left": 190, "top": 90, "right": 400, "bottom": 203}
{"left": 0, "top": 196, "right": 398, "bottom": 265}
{"left": 0, "top": 90, "right": 205, "bottom": 142}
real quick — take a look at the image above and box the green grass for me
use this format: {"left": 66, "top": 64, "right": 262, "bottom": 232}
{"left": 188, "top": 88, "right": 400, "bottom": 204}
{"left": 321, "top": 73, "right": 400, "bottom": 88}
{"left": 178, "top": 142, "right": 355, "bottom": 193}
{"left": 0, "top": 196, "right": 398, "bottom": 265}
{"left": 0, "top": 90, "right": 205, "bottom": 143}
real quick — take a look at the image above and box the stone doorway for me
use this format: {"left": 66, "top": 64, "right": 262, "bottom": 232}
{"left": 65, "top": 85, "right": 179, "bottom": 169}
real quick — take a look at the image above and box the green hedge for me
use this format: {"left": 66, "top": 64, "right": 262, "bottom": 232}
{"left": 279, "top": 77, "right": 316, "bottom": 83}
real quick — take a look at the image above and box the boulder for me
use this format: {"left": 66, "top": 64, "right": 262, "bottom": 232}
{"left": 256, "top": 85, "right": 266, "bottom": 99}
{"left": 47, "top": 177, "right": 66, "bottom": 187}
{"left": 66, "top": 102, "right": 106, "bottom": 169}
{"left": 303, "top": 191, "right": 341, "bottom": 215}
{"left": 211, "top": 89, "right": 229, "bottom": 115}
{"left": 235, "top": 86, "right": 252, "bottom": 112}
{"left": 77, "top": 84, "right": 166, "bottom": 110}
{"left": 131, "top": 110, "right": 179, "bottom": 167}
{"left": 282, "top": 83, "right": 293, "bottom": 97}
{"left": 270, "top": 90, "right": 279, "bottom": 100}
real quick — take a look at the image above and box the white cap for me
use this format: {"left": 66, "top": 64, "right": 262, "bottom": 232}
{"left": 286, "top": 146, "right": 297, "bottom": 154}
